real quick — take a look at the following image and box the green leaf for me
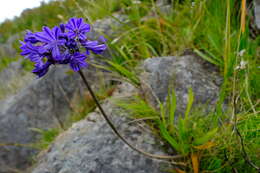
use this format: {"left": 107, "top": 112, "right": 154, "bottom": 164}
{"left": 194, "top": 49, "right": 220, "bottom": 66}
{"left": 115, "top": 45, "right": 131, "bottom": 62}
{"left": 159, "top": 102, "right": 166, "bottom": 125}
{"left": 177, "top": 118, "right": 191, "bottom": 154}
{"left": 168, "top": 89, "right": 177, "bottom": 127}
{"left": 159, "top": 121, "right": 180, "bottom": 152}
{"left": 177, "top": 119, "right": 188, "bottom": 143}
{"left": 185, "top": 88, "right": 194, "bottom": 120}
{"left": 106, "top": 61, "right": 140, "bottom": 86}
{"left": 193, "top": 128, "right": 218, "bottom": 145}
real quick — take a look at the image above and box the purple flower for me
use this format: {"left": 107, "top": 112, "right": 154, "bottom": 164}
{"left": 60, "top": 23, "right": 66, "bottom": 33}
{"left": 20, "top": 17, "right": 107, "bottom": 78}
{"left": 81, "top": 40, "right": 107, "bottom": 55}
{"left": 99, "top": 35, "right": 107, "bottom": 43}
{"left": 69, "top": 52, "right": 88, "bottom": 72}
{"left": 65, "top": 18, "right": 90, "bottom": 40}
{"left": 24, "top": 31, "right": 38, "bottom": 44}
{"left": 35, "top": 26, "right": 66, "bottom": 60}
{"left": 20, "top": 41, "right": 43, "bottom": 63}
{"left": 20, "top": 41, "right": 37, "bottom": 56}
{"left": 32, "top": 61, "right": 52, "bottom": 78}
{"left": 65, "top": 39, "right": 78, "bottom": 50}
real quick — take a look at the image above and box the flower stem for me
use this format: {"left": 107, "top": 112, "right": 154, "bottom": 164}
{"left": 78, "top": 70, "right": 182, "bottom": 160}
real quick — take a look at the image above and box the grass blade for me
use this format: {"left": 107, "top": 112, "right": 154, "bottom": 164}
{"left": 193, "top": 128, "right": 218, "bottom": 145}
{"left": 159, "top": 121, "right": 180, "bottom": 152}
{"left": 184, "top": 88, "right": 194, "bottom": 120}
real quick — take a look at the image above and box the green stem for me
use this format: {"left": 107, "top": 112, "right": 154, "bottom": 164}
{"left": 78, "top": 70, "right": 183, "bottom": 160}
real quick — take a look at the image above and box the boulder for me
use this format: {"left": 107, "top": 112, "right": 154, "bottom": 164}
{"left": 0, "top": 60, "right": 34, "bottom": 100}
{"left": 0, "top": 64, "right": 113, "bottom": 173}
{"left": 0, "top": 66, "right": 82, "bottom": 172}
{"left": 0, "top": 32, "right": 23, "bottom": 58}
{"left": 31, "top": 83, "right": 171, "bottom": 173}
{"left": 140, "top": 55, "right": 222, "bottom": 115}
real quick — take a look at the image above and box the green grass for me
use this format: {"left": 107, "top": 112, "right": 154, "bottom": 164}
{"left": 0, "top": 0, "right": 130, "bottom": 43}
{"left": 30, "top": 128, "right": 61, "bottom": 150}
{"left": 105, "top": 0, "right": 259, "bottom": 172}
{"left": 0, "top": 56, "right": 19, "bottom": 72}
{"left": 117, "top": 90, "right": 259, "bottom": 172}
{"left": 0, "top": 0, "right": 132, "bottom": 72}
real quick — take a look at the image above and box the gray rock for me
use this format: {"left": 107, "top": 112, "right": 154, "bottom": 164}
{"left": 156, "top": 0, "right": 172, "bottom": 12}
{"left": 0, "top": 44, "right": 16, "bottom": 58}
{"left": 0, "top": 66, "right": 80, "bottom": 173}
{"left": 88, "top": 14, "right": 128, "bottom": 62}
{"left": 0, "top": 33, "right": 22, "bottom": 58}
{"left": 0, "top": 63, "right": 114, "bottom": 173}
{"left": 0, "top": 14, "right": 127, "bottom": 173}
{"left": 0, "top": 60, "right": 25, "bottom": 83}
{"left": 156, "top": 0, "right": 171, "bottom": 6}
{"left": 140, "top": 55, "right": 222, "bottom": 115}
{"left": 91, "top": 14, "right": 127, "bottom": 39}
{"left": 31, "top": 83, "right": 171, "bottom": 173}
{"left": 0, "top": 60, "right": 34, "bottom": 100}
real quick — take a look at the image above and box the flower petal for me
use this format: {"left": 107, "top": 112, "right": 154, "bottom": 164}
{"left": 69, "top": 52, "right": 87, "bottom": 71}
{"left": 43, "top": 26, "right": 55, "bottom": 40}
{"left": 53, "top": 26, "right": 61, "bottom": 39}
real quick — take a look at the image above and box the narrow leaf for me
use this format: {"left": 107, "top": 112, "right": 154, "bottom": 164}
{"left": 185, "top": 88, "right": 194, "bottom": 120}
{"left": 159, "top": 102, "right": 166, "bottom": 125}
{"left": 159, "top": 121, "right": 180, "bottom": 151}
{"left": 194, "top": 49, "right": 220, "bottom": 66}
{"left": 191, "top": 153, "right": 199, "bottom": 173}
{"left": 175, "top": 168, "right": 186, "bottom": 173}
{"left": 194, "top": 128, "right": 218, "bottom": 145}
{"left": 169, "top": 89, "right": 177, "bottom": 126}
{"left": 177, "top": 119, "right": 190, "bottom": 154}
{"left": 193, "top": 141, "right": 216, "bottom": 150}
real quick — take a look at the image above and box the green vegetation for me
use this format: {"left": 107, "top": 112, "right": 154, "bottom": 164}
{"left": 0, "top": 56, "right": 19, "bottom": 72}
{"left": 103, "top": 0, "right": 260, "bottom": 172}
{"left": 0, "top": 0, "right": 131, "bottom": 72}
{"left": 0, "top": 0, "right": 128, "bottom": 43}
{"left": 118, "top": 89, "right": 259, "bottom": 172}
{"left": 0, "top": 0, "right": 259, "bottom": 172}
{"left": 30, "top": 128, "right": 61, "bottom": 150}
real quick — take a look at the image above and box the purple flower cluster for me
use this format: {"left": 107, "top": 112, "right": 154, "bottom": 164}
{"left": 20, "top": 18, "right": 107, "bottom": 77}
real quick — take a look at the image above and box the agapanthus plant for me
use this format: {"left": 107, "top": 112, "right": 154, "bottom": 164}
{"left": 20, "top": 18, "right": 180, "bottom": 161}
{"left": 20, "top": 17, "right": 106, "bottom": 77}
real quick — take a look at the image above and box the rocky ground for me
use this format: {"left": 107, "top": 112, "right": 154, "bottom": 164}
{"left": 30, "top": 83, "right": 172, "bottom": 173}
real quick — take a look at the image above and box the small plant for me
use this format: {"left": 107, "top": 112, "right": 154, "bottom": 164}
{"left": 158, "top": 89, "right": 219, "bottom": 172}
{"left": 20, "top": 17, "right": 181, "bottom": 162}
{"left": 30, "top": 128, "right": 61, "bottom": 150}
{"left": 117, "top": 87, "right": 259, "bottom": 172}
